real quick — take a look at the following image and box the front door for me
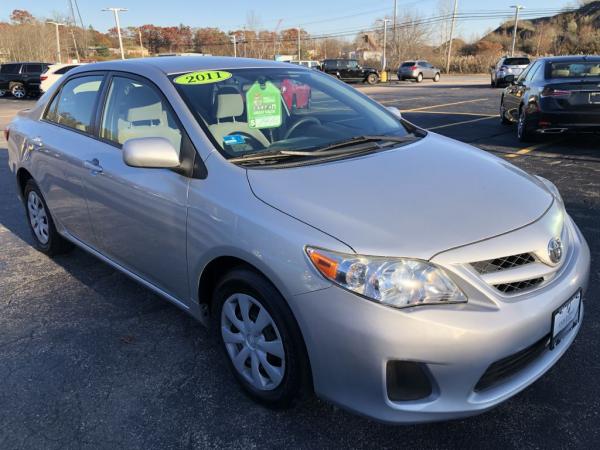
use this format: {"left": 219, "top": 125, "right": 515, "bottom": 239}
{"left": 84, "top": 74, "right": 191, "bottom": 302}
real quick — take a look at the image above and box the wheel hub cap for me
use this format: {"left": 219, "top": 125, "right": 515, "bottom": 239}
{"left": 221, "top": 293, "right": 285, "bottom": 391}
{"left": 27, "top": 191, "right": 49, "bottom": 244}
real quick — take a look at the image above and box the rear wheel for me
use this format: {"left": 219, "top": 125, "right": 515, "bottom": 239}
{"left": 213, "top": 268, "right": 310, "bottom": 408}
{"left": 0, "top": 88, "right": 6, "bottom": 97}
{"left": 416, "top": 73, "right": 423, "bottom": 83}
{"left": 366, "top": 73, "right": 378, "bottom": 85}
{"left": 491, "top": 77, "right": 497, "bottom": 88}
{"left": 433, "top": 73, "right": 440, "bottom": 82}
{"left": 11, "top": 83, "right": 26, "bottom": 99}
{"left": 23, "top": 180, "right": 73, "bottom": 255}
{"left": 517, "top": 108, "right": 535, "bottom": 142}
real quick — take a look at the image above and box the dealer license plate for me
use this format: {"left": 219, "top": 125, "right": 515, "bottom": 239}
{"left": 551, "top": 290, "right": 581, "bottom": 349}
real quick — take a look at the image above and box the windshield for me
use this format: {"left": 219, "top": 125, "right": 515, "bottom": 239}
{"left": 549, "top": 61, "right": 600, "bottom": 78}
{"left": 171, "top": 67, "right": 417, "bottom": 161}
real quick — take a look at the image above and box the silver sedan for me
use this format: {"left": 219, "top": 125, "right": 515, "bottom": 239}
{"left": 6, "top": 57, "right": 589, "bottom": 423}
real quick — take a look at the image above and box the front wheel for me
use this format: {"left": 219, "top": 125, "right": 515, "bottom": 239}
{"left": 416, "top": 73, "right": 423, "bottom": 83}
{"left": 11, "top": 83, "right": 27, "bottom": 99}
{"left": 366, "top": 73, "right": 378, "bottom": 85}
{"left": 23, "top": 180, "right": 73, "bottom": 255}
{"left": 213, "top": 268, "right": 310, "bottom": 408}
{"left": 433, "top": 73, "right": 440, "bottom": 82}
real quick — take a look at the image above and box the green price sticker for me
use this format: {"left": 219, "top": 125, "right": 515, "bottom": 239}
{"left": 173, "top": 70, "right": 232, "bottom": 85}
{"left": 246, "top": 81, "right": 282, "bottom": 129}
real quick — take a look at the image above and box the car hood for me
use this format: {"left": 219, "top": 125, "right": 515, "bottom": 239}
{"left": 247, "top": 133, "right": 553, "bottom": 259}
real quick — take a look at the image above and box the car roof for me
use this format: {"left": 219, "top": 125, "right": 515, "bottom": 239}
{"left": 536, "top": 55, "right": 600, "bottom": 63}
{"left": 76, "top": 56, "right": 293, "bottom": 76}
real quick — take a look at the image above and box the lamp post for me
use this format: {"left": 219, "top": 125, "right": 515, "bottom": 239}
{"left": 377, "top": 19, "right": 391, "bottom": 72}
{"left": 102, "top": 7, "right": 127, "bottom": 59}
{"left": 510, "top": 5, "right": 524, "bottom": 57}
{"left": 47, "top": 21, "right": 66, "bottom": 63}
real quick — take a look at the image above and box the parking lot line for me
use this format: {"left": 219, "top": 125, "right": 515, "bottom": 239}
{"left": 505, "top": 139, "right": 567, "bottom": 158}
{"left": 427, "top": 115, "right": 499, "bottom": 130}
{"left": 378, "top": 97, "right": 427, "bottom": 104}
{"left": 402, "top": 110, "right": 497, "bottom": 117}
{"left": 403, "top": 98, "right": 489, "bottom": 112}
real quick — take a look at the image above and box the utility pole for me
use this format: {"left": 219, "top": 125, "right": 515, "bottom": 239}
{"left": 70, "top": 28, "right": 81, "bottom": 61}
{"left": 102, "top": 7, "right": 127, "bottom": 60}
{"left": 510, "top": 5, "right": 524, "bottom": 57}
{"left": 392, "top": 0, "right": 397, "bottom": 61}
{"left": 445, "top": 0, "right": 458, "bottom": 74}
{"left": 297, "top": 27, "right": 301, "bottom": 61}
{"left": 47, "top": 21, "right": 66, "bottom": 63}
{"left": 138, "top": 28, "right": 144, "bottom": 57}
{"left": 231, "top": 34, "right": 237, "bottom": 57}
{"left": 377, "top": 19, "right": 391, "bottom": 72}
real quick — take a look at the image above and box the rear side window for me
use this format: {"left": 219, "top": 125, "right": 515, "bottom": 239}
{"left": 55, "top": 65, "right": 77, "bottom": 75}
{"left": 100, "top": 76, "right": 182, "bottom": 153}
{"left": 504, "top": 58, "right": 530, "bottom": 66}
{"left": 25, "top": 64, "right": 43, "bottom": 73}
{"left": 45, "top": 75, "right": 104, "bottom": 133}
{"left": 1, "top": 64, "right": 21, "bottom": 74}
{"left": 401, "top": 62, "right": 415, "bottom": 67}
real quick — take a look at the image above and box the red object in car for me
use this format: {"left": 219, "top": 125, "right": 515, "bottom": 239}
{"left": 280, "top": 79, "right": 311, "bottom": 110}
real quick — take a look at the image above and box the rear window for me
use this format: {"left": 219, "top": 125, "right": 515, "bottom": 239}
{"left": 25, "top": 64, "right": 44, "bottom": 73}
{"left": 401, "top": 62, "right": 415, "bottom": 67}
{"left": 503, "top": 58, "right": 530, "bottom": 66}
{"left": 549, "top": 61, "right": 600, "bottom": 78}
{"left": 1, "top": 64, "right": 21, "bottom": 74}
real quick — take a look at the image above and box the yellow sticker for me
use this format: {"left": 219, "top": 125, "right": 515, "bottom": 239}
{"left": 173, "top": 70, "right": 232, "bottom": 85}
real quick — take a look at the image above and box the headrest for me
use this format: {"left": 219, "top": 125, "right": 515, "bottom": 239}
{"left": 589, "top": 65, "right": 600, "bottom": 75}
{"left": 216, "top": 93, "right": 244, "bottom": 119}
{"left": 127, "top": 101, "right": 163, "bottom": 123}
{"left": 552, "top": 69, "right": 570, "bottom": 77}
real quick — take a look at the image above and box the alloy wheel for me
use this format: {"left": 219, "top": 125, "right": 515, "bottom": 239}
{"left": 27, "top": 191, "right": 49, "bottom": 244}
{"left": 221, "top": 293, "right": 285, "bottom": 391}
{"left": 12, "top": 85, "right": 26, "bottom": 99}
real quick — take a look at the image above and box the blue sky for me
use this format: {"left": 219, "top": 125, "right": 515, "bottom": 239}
{"left": 4, "top": 0, "right": 575, "bottom": 41}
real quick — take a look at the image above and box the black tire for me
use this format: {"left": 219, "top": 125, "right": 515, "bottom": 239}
{"left": 433, "top": 73, "right": 440, "bottom": 82}
{"left": 11, "top": 82, "right": 27, "bottom": 99}
{"left": 491, "top": 77, "right": 497, "bottom": 88}
{"left": 517, "top": 108, "right": 535, "bottom": 142}
{"left": 23, "top": 179, "right": 73, "bottom": 256}
{"left": 416, "top": 73, "right": 423, "bottom": 83}
{"left": 0, "top": 88, "right": 6, "bottom": 97}
{"left": 366, "top": 73, "right": 378, "bottom": 85}
{"left": 499, "top": 98, "right": 511, "bottom": 125}
{"left": 212, "top": 267, "right": 311, "bottom": 408}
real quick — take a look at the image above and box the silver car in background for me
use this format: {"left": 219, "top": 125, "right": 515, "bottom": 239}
{"left": 491, "top": 56, "right": 531, "bottom": 87}
{"left": 398, "top": 60, "right": 441, "bottom": 83}
{"left": 6, "top": 57, "right": 590, "bottom": 423}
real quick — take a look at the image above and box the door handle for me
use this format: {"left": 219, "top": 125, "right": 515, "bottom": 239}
{"left": 84, "top": 158, "right": 103, "bottom": 174}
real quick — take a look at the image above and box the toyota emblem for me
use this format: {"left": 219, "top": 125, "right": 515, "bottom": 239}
{"left": 548, "top": 237, "right": 563, "bottom": 264}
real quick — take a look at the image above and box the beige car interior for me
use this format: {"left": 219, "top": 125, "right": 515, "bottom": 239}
{"left": 208, "top": 92, "right": 269, "bottom": 147}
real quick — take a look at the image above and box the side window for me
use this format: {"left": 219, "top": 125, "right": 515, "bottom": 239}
{"left": 1, "top": 64, "right": 21, "bottom": 74}
{"left": 100, "top": 76, "right": 182, "bottom": 154}
{"left": 525, "top": 63, "right": 540, "bottom": 82}
{"left": 516, "top": 63, "right": 534, "bottom": 83}
{"left": 533, "top": 62, "right": 546, "bottom": 81}
{"left": 45, "top": 75, "right": 103, "bottom": 133}
{"left": 55, "top": 65, "right": 76, "bottom": 75}
{"left": 25, "top": 64, "right": 43, "bottom": 74}
{"left": 348, "top": 60, "right": 358, "bottom": 69}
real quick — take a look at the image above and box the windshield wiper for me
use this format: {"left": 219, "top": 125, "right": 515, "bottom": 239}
{"left": 228, "top": 135, "right": 417, "bottom": 165}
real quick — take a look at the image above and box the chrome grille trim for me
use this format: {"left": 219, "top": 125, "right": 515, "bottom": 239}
{"left": 471, "top": 253, "right": 536, "bottom": 274}
{"left": 493, "top": 277, "right": 545, "bottom": 294}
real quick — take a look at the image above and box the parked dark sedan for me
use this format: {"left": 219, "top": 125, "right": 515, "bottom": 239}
{"left": 500, "top": 56, "right": 600, "bottom": 141}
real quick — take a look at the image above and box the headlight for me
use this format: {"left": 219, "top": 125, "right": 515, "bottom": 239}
{"left": 306, "top": 247, "right": 467, "bottom": 309}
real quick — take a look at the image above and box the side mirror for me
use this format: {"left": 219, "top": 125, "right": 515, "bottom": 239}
{"left": 122, "top": 137, "right": 180, "bottom": 169}
{"left": 504, "top": 75, "right": 516, "bottom": 84}
{"left": 386, "top": 106, "right": 402, "bottom": 119}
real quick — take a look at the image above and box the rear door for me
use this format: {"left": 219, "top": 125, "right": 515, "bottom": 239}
{"left": 23, "top": 64, "right": 44, "bottom": 90}
{"left": 83, "top": 73, "right": 191, "bottom": 302}
{"left": 33, "top": 73, "right": 106, "bottom": 242}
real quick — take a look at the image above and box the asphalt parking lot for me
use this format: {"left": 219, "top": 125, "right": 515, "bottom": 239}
{"left": 1, "top": 75, "right": 599, "bottom": 449}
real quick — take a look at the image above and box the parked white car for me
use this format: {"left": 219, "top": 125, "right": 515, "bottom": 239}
{"left": 40, "top": 63, "right": 86, "bottom": 93}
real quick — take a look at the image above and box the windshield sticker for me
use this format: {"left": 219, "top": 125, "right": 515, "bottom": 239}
{"left": 173, "top": 70, "right": 232, "bottom": 85}
{"left": 246, "top": 81, "right": 282, "bottom": 129}
{"left": 223, "top": 134, "right": 245, "bottom": 145}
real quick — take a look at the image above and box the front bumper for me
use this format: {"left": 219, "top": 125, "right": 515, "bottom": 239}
{"left": 290, "top": 217, "right": 590, "bottom": 423}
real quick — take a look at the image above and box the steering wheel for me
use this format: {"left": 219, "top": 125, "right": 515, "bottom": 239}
{"left": 283, "top": 117, "right": 322, "bottom": 140}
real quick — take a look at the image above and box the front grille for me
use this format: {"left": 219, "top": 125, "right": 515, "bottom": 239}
{"left": 475, "top": 334, "right": 550, "bottom": 392}
{"left": 471, "top": 253, "right": 536, "bottom": 274}
{"left": 494, "top": 277, "right": 544, "bottom": 294}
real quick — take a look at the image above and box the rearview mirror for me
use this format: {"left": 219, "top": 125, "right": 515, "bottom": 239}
{"left": 122, "top": 137, "right": 180, "bottom": 169}
{"left": 386, "top": 106, "right": 402, "bottom": 119}
{"left": 504, "top": 75, "right": 516, "bottom": 84}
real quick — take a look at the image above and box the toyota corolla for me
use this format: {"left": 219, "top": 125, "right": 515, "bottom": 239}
{"left": 6, "top": 57, "right": 590, "bottom": 423}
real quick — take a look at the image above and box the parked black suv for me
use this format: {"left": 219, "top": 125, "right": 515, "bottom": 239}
{"left": 321, "top": 59, "right": 379, "bottom": 84}
{"left": 0, "top": 62, "right": 50, "bottom": 99}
